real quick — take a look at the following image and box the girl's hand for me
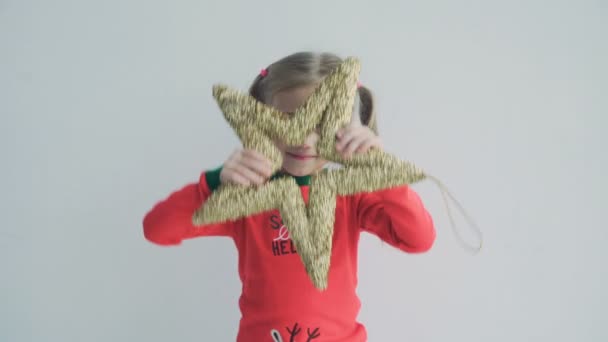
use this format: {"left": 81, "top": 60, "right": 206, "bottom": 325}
{"left": 220, "top": 149, "right": 274, "bottom": 186}
{"left": 336, "top": 126, "right": 382, "bottom": 159}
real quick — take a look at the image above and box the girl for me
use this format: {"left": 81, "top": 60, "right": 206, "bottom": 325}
{"left": 143, "top": 52, "right": 436, "bottom": 342}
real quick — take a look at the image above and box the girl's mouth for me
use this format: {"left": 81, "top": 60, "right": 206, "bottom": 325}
{"left": 287, "top": 152, "right": 317, "bottom": 160}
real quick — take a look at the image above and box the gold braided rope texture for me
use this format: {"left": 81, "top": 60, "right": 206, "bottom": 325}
{"left": 193, "top": 58, "right": 427, "bottom": 290}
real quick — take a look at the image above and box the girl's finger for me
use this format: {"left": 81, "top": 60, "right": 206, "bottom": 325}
{"left": 342, "top": 135, "right": 368, "bottom": 158}
{"left": 336, "top": 127, "right": 361, "bottom": 150}
{"left": 243, "top": 149, "right": 272, "bottom": 166}
{"left": 231, "top": 163, "right": 265, "bottom": 185}
{"left": 223, "top": 167, "right": 251, "bottom": 186}
{"left": 355, "top": 138, "right": 375, "bottom": 154}
{"left": 242, "top": 155, "right": 273, "bottom": 178}
{"left": 336, "top": 128, "right": 345, "bottom": 139}
{"left": 243, "top": 150, "right": 273, "bottom": 175}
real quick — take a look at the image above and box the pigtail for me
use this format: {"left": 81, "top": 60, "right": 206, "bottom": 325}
{"left": 248, "top": 73, "right": 266, "bottom": 103}
{"left": 357, "top": 86, "right": 378, "bottom": 135}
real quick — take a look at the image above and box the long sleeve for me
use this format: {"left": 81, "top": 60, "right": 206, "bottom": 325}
{"left": 143, "top": 168, "right": 237, "bottom": 245}
{"left": 356, "top": 185, "right": 435, "bottom": 253}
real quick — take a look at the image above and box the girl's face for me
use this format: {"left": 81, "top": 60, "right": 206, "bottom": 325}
{"left": 270, "top": 84, "right": 327, "bottom": 176}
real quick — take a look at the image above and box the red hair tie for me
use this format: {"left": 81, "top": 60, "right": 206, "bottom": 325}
{"left": 260, "top": 68, "right": 268, "bottom": 77}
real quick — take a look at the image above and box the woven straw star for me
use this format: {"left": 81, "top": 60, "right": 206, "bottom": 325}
{"left": 193, "top": 57, "right": 427, "bottom": 290}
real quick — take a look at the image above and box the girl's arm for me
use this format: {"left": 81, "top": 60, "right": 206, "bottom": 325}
{"left": 356, "top": 185, "right": 435, "bottom": 253}
{"left": 143, "top": 168, "right": 237, "bottom": 245}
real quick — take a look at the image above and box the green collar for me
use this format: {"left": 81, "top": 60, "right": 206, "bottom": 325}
{"left": 205, "top": 166, "right": 312, "bottom": 191}
{"left": 270, "top": 172, "right": 311, "bottom": 186}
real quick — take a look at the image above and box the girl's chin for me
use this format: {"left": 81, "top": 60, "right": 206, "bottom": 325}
{"left": 282, "top": 163, "right": 326, "bottom": 177}
{"left": 282, "top": 168, "right": 310, "bottom": 177}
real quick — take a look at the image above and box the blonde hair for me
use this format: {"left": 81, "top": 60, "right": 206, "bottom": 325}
{"left": 248, "top": 52, "right": 377, "bottom": 133}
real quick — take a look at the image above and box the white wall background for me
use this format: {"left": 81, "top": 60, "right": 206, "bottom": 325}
{"left": 2, "top": 0, "right": 606, "bottom": 341}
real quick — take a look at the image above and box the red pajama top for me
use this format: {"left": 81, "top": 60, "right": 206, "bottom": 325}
{"left": 143, "top": 168, "right": 435, "bottom": 342}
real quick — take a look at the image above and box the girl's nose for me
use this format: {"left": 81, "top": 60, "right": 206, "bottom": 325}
{"left": 290, "top": 131, "right": 318, "bottom": 151}
{"left": 304, "top": 131, "right": 319, "bottom": 146}
{"left": 294, "top": 143, "right": 312, "bottom": 150}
